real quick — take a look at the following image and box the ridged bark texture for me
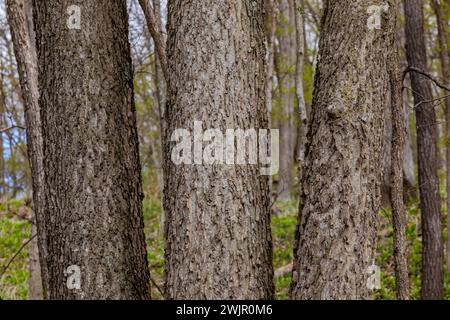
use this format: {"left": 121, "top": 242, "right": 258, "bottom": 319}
{"left": 33, "top": 0, "right": 150, "bottom": 299}
{"left": 291, "top": 0, "right": 394, "bottom": 299}
{"left": 164, "top": 0, "right": 274, "bottom": 299}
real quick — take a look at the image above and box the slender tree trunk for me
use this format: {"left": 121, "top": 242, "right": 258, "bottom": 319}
{"left": 33, "top": 0, "right": 150, "bottom": 299}
{"left": 291, "top": 0, "right": 394, "bottom": 299}
{"left": 431, "top": 0, "right": 450, "bottom": 276}
{"left": 403, "top": 95, "right": 416, "bottom": 198}
{"left": 276, "top": 0, "right": 296, "bottom": 200}
{"left": 404, "top": 0, "right": 444, "bottom": 300}
{"left": 138, "top": 0, "right": 167, "bottom": 80}
{"left": 164, "top": 0, "right": 273, "bottom": 299}
{"left": 6, "top": 0, "right": 46, "bottom": 298}
{"left": 152, "top": 0, "right": 166, "bottom": 196}
{"left": 0, "top": 83, "right": 5, "bottom": 197}
{"left": 151, "top": 0, "right": 167, "bottom": 238}
{"left": 28, "top": 222, "right": 43, "bottom": 299}
{"left": 389, "top": 2, "right": 410, "bottom": 298}
{"left": 266, "top": 0, "right": 277, "bottom": 196}
{"left": 294, "top": 0, "right": 307, "bottom": 178}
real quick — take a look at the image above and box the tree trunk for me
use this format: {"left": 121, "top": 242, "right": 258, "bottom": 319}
{"left": 164, "top": 0, "right": 273, "bottom": 299}
{"left": 265, "top": 0, "right": 277, "bottom": 197}
{"left": 388, "top": 3, "right": 410, "bottom": 298}
{"left": 33, "top": 0, "right": 150, "bottom": 299}
{"left": 28, "top": 222, "right": 43, "bottom": 299}
{"left": 404, "top": 0, "right": 444, "bottom": 300}
{"left": 295, "top": 0, "right": 308, "bottom": 178}
{"left": 431, "top": 0, "right": 450, "bottom": 276}
{"left": 403, "top": 95, "right": 416, "bottom": 198}
{"left": 276, "top": 0, "right": 296, "bottom": 200}
{"left": 138, "top": 0, "right": 168, "bottom": 80}
{"left": 0, "top": 83, "right": 5, "bottom": 197}
{"left": 291, "top": 0, "right": 394, "bottom": 299}
{"left": 6, "top": 0, "right": 46, "bottom": 298}
{"left": 152, "top": 0, "right": 166, "bottom": 196}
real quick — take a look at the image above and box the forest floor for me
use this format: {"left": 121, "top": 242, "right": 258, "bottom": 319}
{"left": 1, "top": 196, "right": 450, "bottom": 300}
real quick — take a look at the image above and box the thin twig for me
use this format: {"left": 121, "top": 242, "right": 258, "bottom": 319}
{"left": 150, "top": 277, "right": 164, "bottom": 298}
{"left": 412, "top": 94, "right": 450, "bottom": 109}
{"left": 0, "top": 233, "right": 37, "bottom": 280}
{"left": 0, "top": 125, "right": 26, "bottom": 133}
{"left": 403, "top": 66, "right": 450, "bottom": 91}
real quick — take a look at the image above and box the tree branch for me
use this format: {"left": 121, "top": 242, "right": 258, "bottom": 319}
{"left": 0, "top": 125, "right": 26, "bottom": 133}
{"left": 0, "top": 233, "right": 37, "bottom": 280}
{"left": 403, "top": 66, "right": 450, "bottom": 91}
{"left": 150, "top": 277, "right": 164, "bottom": 298}
{"left": 138, "top": 0, "right": 168, "bottom": 81}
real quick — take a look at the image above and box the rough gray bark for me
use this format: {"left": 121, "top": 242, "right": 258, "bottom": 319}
{"left": 6, "top": 0, "right": 46, "bottom": 298}
{"left": 164, "top": 0, "right": 273, "bottom": 299}
{"left": 276, "top": 0, "right": 296, "bottom": 200}
{"left": 404, "top": 0, "right": 444, "bottom": 300}
{"left": 28, "top": 222, "right": 43, "bottom": 299}
{"left": 291, "top": 0, "right": 394, "bottom": 299}
{"left": 33, "top": 0, "right": 150, "bottom": 299}
{"left": 388, "top": 3, "right": 410, "bottom": 298}
{"left": 431, "top": 0, "right": 450, "bottom": 276}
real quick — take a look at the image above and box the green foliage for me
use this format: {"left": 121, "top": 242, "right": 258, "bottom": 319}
{"left": 272, "top": 200, "right": 297, "bottom": 300}
{"left": 143, "top": 197, "right": 165, "bottom": 299}
{"left": 0, "top": 202, "right": 30, "bottom": 300}
{"left": 376, "top": 198, "right": 450, "bottom": 300}
{"left": 1, "top": 196, "right": 450, "bottom": 300}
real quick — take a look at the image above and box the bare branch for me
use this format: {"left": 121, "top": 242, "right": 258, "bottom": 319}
{"left": 0, "top": 125, "right": 26, "bottom": 133}
{"left": 138, "top": 0, "right": 168, "bottom": 81}
{"left": 0, "top": 234, "right": 37, "bottom": 280}
{"left": 275, "top": 262, "right": 293, "bottom": 278}
{"left": 150, "top": 277, "right": 164, "bottom": 298}
{"left": 403, "top": 66, "right": 450, "bottom": 91}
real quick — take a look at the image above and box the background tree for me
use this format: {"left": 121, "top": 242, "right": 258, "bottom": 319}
{"left": 389, "top": 0, "right": 410, "bottom": 300}
{"left": 275, "top": 0, "right": 296, "bottom": 200}
{"left": 6, "top": 0, "right": 43, "bottom": 299}
{"left": 430, "top": 0, "right": 450, "bottom": 276}
{"left": 404, "top": 0, "right": 444, "bottom": 300}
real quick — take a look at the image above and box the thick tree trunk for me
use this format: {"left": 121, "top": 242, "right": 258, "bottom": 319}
{"left": 431, "top": 0, "right": 450, "bottom": 276}
{"left": 164, "top": 0, "right": 273, "bottom": 299}
{"left": 291, "top": 0, "right": 394, "bottom": 299}
{"left": 6, "top": 0, "right": 46, "bottom": 298}
{"left": 404, "top": 0, "right": 444, "bottom": 300}
{"left": 276, "top": 0, "right": 296, "bottom": 200}
{"left": 33, "top": 0, "right": 150, "bottom": 299}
